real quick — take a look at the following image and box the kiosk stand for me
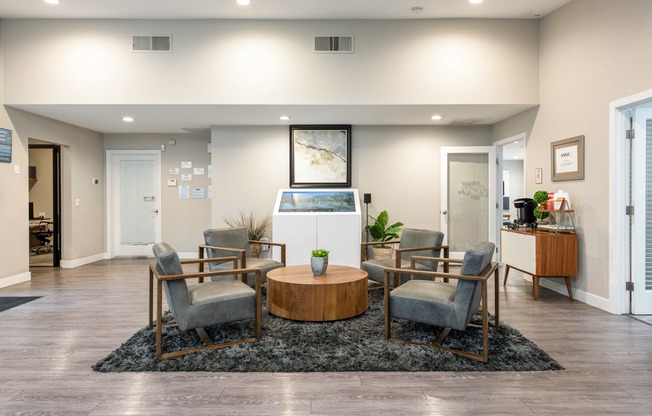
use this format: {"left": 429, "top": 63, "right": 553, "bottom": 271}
{"left": 272, "top": 189, "right": 361, "bottom": 267}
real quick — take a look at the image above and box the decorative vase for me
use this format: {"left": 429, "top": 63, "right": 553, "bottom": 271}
{"left": 311, "top": 255, "right": 328, "bottom": 276}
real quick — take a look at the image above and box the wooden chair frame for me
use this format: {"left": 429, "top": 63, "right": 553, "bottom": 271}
{"left": 361, "top": 240, "right": 450, "bottom": 287}
{"left": 148, "top": 256, "right": 262, "bottom": 360}
{"left": 383, "top": 256, "right": 500, "bottom": 362}
{"left": 198, "top": 241, "right": 286, "bottom": 282}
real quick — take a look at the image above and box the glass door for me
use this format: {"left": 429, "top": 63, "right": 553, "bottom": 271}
{"left": 440, "top": 146, "right": 498, "bottom": 258}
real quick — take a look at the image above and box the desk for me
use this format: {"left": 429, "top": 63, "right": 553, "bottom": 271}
{"left": 266, "top": 265, "right": 368, "bottom": 321}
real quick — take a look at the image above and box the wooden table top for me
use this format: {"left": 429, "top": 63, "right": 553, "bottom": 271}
{"left": 266, "top": 264, "right": 368, "bottom": 285}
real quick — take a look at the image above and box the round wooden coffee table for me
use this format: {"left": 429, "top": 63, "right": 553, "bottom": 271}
{"left": 266, "top": 265, "right": 368, "bottom": 321}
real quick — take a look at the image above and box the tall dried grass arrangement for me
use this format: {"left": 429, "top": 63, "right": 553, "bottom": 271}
{"left": 223, "top": 211, "right": 272, "bottom": 241}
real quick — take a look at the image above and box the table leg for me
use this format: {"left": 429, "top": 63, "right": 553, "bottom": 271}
{"left": 494, "top": 268, "right": 500, "bottom": 328}
{"left": 503, "top": 264, "right": 511, "bottom": 285}
{"left": 533, "top": 275, "right": 539, "bottom": 301}
{"left": 564, "top": 277, "right": 574, "bottom": 301}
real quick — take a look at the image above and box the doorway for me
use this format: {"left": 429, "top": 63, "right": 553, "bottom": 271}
{"left": 610, "top": 90, "right": 652, "bottom": 315}
{"left": 28, "top": 144, "right": 62, "bottom": 267}
{"left": 106, "top": 150, "right": 161, "bottom": 257}
{"left": 440, "top": 146, "right": 498, "bottom": 258}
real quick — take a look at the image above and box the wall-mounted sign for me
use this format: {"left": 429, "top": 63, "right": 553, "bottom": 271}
{"left": 0, "top": 128, "right": 12, "bottom": 163}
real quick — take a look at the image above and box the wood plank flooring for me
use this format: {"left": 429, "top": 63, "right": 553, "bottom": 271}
{"left": 0, "top": 259, "right": 651, "bottom": 415}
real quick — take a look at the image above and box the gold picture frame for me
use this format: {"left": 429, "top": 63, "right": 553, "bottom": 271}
{"left": 551, "top": 135, "right": 584, "bottom": 181}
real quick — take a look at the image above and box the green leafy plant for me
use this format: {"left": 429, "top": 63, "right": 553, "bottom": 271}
{"left": 311, "top": 248, "right": 330, "bottom": 257}
{"left": 223, "top": 211, "right": 271, "bottom": 241}
{"left": 533, "top": 190, "right": 549, "bottom": 220}
{"left": 365, "top": 210, "right": 403, "bottom": 245}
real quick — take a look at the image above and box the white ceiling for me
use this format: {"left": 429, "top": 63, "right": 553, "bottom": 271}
{"left": 0, "top": 0, "right": 572, "bottom": 20}
{"left": 0, "top": 0, "right": 571, "bottom": 134}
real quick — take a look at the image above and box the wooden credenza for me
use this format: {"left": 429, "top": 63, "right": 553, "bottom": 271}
{"left": 500, "top": 229, "right": 578, "bottom": 301}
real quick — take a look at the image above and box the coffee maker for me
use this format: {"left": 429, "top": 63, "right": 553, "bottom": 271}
{"left": 512, "top": 198, "right": 537, "bottom": 227}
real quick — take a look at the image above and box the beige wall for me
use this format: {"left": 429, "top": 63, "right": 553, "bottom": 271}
{"left": 211, "top": 125, "right": 492, "bottom": 233}
{"left": 2, "top": 18, "right": 539, "bottom": 107}
{"left": 0, "top": 20, "right": 30, "bottom": 287}
{"left": 493, "top": 0, "right": 652, "bottom": 304}
{"left": 104, "top": 133, "right": 212, "bottom": 252}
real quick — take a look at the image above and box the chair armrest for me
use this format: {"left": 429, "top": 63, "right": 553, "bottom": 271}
{"left": 383, "top": 262, "right": 498, "bottom": 286}
{"left": 249, "top": 241, "right": 287, "bottom": 265}
{"left": 394, "top": 245, "right": 449, "bottom": 255}
{"left": 150, "top": 259, "right": 262, "bottom": 283}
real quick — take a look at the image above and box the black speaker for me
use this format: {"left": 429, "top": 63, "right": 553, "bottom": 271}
{"left": 363, "top": 193, "right": 371, "bottom": 204}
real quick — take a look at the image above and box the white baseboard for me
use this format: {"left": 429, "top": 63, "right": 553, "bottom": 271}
{"left": 520, "top": 275, "right": 610, "bottom": 312}
{"left": 0, "top": 271, "right": 31, "bottom": 289}
{"left": 60, "top": 253, "right": 108, "bottom": 269}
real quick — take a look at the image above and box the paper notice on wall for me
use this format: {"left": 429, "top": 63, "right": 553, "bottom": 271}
{"left": 181, "top": 161, "right": 192, "bottom": 169}
{"left": 181, "top": 174, "right": 192, "bottom": 181}
{"left": 555, "top": 144, "right": 578, "bottom": 174}
{"left": 208, "top": 165, "right": 212, "bottom": 179}
{"left": 178, "top": 185, "right": 190, "bottom": 199}
{"left": 193, "top": 167, "right": 205, "bottom": 175}
{"left": 192, "top": 188, "right": 205, "bottom": 199}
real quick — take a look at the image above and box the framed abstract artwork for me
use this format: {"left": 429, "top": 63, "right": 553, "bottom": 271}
{"left": 289, "top": 125, "right": 351, "bottom": 188}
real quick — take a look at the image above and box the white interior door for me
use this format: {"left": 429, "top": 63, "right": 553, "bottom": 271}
{"left": 440, "top": 146, "right": 498, "bottom": 258}
{"left": 631, "top": 108, "right": 652, "bottom": 314}
{"left": 107, "top": 151, "right": 161, "bottom": 257}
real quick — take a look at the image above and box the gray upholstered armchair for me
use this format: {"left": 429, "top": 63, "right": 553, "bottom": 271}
{"left": 361, "top": 228, "right": 448, "bottom": 287}
{"left": 149, "top": 242, "right": 262, "bottom": 360}
{"left": 383, "top": 241, "right": 499, "bottom": 362}
{"left": 200, "top": 227, "right": 286, "bottom": 287}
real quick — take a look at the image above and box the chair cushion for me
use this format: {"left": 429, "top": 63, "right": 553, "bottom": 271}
{"left": 460, "top": 241, "right": 495, "bottom": 276}
{"left": 183, "top": 280, "right": 256, "bottom": 329}
{"left": 153, "top": 242, "right": 183, "bottom": 275}
{"left": 204, "top": 227, "right": 251, "bottom": 257}
{"left": 390, "top": 280, "right": 458, "bottom": 327}
{"left": 362, "top": 259, "right": 430, "bottom": 285}
{"left": 398, "top": 228, "right": 445, "bottom": 268}
{"left": 210, "top": 257, "right": 283, "bottom": 286}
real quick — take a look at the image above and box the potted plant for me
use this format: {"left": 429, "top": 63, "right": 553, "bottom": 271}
{"left": 311, "top": 248, "right": 330, "bottom": 276}
{"left": 365, "top": 210, "right": 403, "bottom": 260}
{"left": 533, "top": 190, "right": 549, "bottom": 221}
{"left": 224, "top": 211, "right": 272, "bottom": 257}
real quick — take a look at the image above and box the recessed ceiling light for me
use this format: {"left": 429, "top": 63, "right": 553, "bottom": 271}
{"left": 122, "top": 116, "right": 134, "bottom": 122}
{"left": 44, "top": 0, "right": 60, "bottom": 4}
{"left": 236, "top": 0, "right": 250, "bottom": 5}
{"left": 279, "top": 115, "right": 290, "bottom": 121}
{"left": 469, "top": 0, "right": 484, "bottom": 4}
{"left": 431, "top": 115, "right": 443, "bottom": 121}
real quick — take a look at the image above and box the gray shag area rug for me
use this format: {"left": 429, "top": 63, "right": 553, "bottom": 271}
{"left": 93, "top": 288, "right": 562, "bottom": 372}
{"left": 0, "top": 296, "right": 41, "bottom": 313}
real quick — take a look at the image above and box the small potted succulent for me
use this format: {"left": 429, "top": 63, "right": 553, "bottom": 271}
{"left": 310, "top": 248, "right": 330, "bottom": 276}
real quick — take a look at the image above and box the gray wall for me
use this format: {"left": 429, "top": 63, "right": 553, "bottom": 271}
{"left": 104, "top": 133, "right": 212, "bottom": 252}
{"left": 211, "top": 125, "right": 493, "bottom": 232}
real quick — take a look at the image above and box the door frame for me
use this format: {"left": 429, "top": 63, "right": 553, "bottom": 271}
{"left": 494, "top": 133, "right": 527, "bottom": 261}
{"left": 440, "top": 146, "right": 498, "bottom": 259}
{"left": 28, "top": 144, "right": 62, "bottom": 267}
{"left": 609, "top": 88, "right": 652, "bottom": 314}
{"left": 106, "top": 150, "right": 161, "bottom": 258}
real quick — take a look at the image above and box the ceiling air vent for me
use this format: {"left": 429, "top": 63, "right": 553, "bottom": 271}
{"left": 314, "top": 35, "right": 354, "bottom": 53}
{"left": 445, "top": 118, "right": 491, "bottom": 126}
{"left": 132, "top": 35, "right": 172, "bottom": 52}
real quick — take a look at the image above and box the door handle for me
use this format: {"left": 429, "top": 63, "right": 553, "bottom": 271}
{"left": 442, "top": 210, "right": 449, "bottom": 215}
{"left": 152, "top": 209, "right": 159, "bottom": 215}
